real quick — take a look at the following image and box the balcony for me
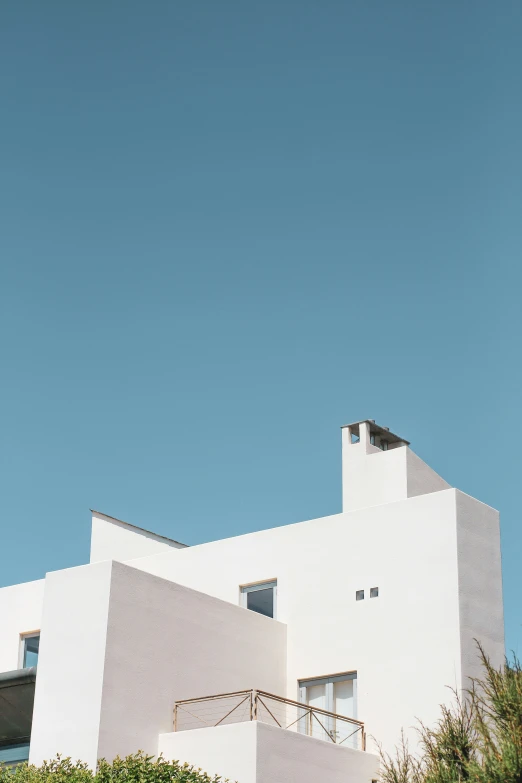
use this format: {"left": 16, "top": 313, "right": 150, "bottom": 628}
{"left": 173, "top": 689, "right": 366, "bottom": 751}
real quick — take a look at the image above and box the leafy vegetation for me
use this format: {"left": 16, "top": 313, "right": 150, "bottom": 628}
{"left": 380, "top": 645, "right": 522, "bottom": 783}
{"left": 0, "top": 753, "right": 231, "bottom": 783}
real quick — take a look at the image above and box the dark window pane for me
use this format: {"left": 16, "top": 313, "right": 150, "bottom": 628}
{"left": 247, "top": 588, "right": 274, "bottom": 618}
{"left": 23, "top": 635, "right": 40, "bottom": 667}
{"left": 356, "top": 590, "right": 364, "bottom": 601}
{"left": 370, "top": 587, "right": 379, "bottom": 598}
{"left": 0, "top": 742, "right": 30, "bottom": 766}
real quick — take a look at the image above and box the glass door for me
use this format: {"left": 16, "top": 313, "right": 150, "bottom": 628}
{"left": 333, "top": 678, "right": 356, "bottom": 746}
{"left": 306, "top": 683, "right": 330, "bottom": 740}
{"left": 298, "top": 672, "right": 357, "bottom": 745}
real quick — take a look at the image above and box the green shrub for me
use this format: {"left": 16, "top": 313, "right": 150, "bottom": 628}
{"left": 0, "top": 753, "right": 232, "bottom": 783}
{"left": 380, "top": 645, "right": 522, "bottom": 783}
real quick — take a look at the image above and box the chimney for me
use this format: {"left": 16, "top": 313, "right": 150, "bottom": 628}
{"left": 341, "top": 419, "right": 410, "bottom": 511}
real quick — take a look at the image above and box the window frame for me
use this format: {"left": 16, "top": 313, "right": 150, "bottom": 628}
{"left": 298, "top": 671, "right": 358, "bottom": 719}
{"left": 240, "top": 580, "right": 277, "bottom": 619}
{"left": 19, "top": 631, "right": 40, "bottom": 669}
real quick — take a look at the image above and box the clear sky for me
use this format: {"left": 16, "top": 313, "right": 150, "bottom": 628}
{"left": 1, "top": 2, "right": 521, "bottom": 655}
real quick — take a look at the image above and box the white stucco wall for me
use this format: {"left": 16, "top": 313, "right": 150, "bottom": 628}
{"left": 159, "top": 722, "right": 257, "bottom": 783}
{"left": 126, "top": 488, "right": 464, "bottom": 753}
{"left": 455, "top": 491, "right": 505, "bottom": 684}
{"left": 0, "top": 579, "right": 45, "bottom": 672}
{"left": 97, "top": 562, "right": 287, "bottom": 761}
{"left": 406, "top": 449, "right": 451, "bottom": 499}
{"left": 28, "top": 559, "right": 285, "bottom": 766}
{"left": 30, "top": 561, "right": 113, "bottom": 767}
{"left": 159, "top": 722, "right": 380, "bottom": 783}
{"left": 90, "top": 512, "right": 185, "bottom": 564}
{"left": 342, "top": 426, "right": 451, "bottom": 512}
{"left": 256, "top": 722, "right": 380, "bottom": 783}
{"left": 343, "top": 440, "right": 408, "bottom": 511}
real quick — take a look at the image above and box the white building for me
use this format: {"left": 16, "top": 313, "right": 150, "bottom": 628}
{"left": 0, "top": 420, "right": 504, "bottom": 783}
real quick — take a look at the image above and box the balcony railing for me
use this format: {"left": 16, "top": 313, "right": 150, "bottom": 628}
{"left": 173, "top": 689, "right": 366, "bottom": 750}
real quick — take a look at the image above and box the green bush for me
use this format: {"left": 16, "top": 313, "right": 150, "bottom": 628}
{"left": 380, "top": 645, "right": 522, "bottom": 783}
{"left": 0, "top": 753, "right": 232, "bottom": 783}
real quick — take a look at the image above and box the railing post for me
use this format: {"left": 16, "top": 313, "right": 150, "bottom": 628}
{"left": 173, "top": 704, "right": 177, "bottom": 732}
{"left": 252, "top": 690, "right": 258, "bottom": 720}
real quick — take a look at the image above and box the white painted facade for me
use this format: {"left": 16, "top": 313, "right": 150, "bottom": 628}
{"left": 0, "top": 580, "right": 45, "bottom": 673}
{"left": 90, "top": 511, "right": 187, "bottom": 564}
{"left": 0, "top": 420, "right": 505, "bottom": 782}
{"left": 29, "top": 561, "right": 286, "bottom": 768}
{"left": 158, "top": 721, "right": 380, "bottom": 783}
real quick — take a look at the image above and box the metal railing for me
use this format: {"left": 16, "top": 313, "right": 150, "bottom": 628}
{"left": 173, "top": 689, "right": 366, "bottom": 750}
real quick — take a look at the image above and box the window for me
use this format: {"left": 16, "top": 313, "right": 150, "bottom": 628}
{"left": 240, "top": 581, "right": 276, "bottom": 619}
{"left": 299, "top": 672, "right": 358, "bottom": 746}
{"left": 0, "top": 741, "right": 30, "bottom": 767}
{"left": 356, "top": 590, "right": 364, "bottom": 601}
{"left": 370, "top": 586, "right": 379, "bottom": 598}
{"left": 21, "top": 633, "right": 40, "bottom": 668}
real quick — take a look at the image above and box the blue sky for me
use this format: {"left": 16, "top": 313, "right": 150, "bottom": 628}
{"left": 1, "top": 1, "right": 521, "bottom": 656}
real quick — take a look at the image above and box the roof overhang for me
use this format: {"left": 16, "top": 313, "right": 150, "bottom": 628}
{"left": 341, "top": 420, "right": 410, "bottom": 446}
{"left": 0, "top": 668, "right": 36, "bottom": 742}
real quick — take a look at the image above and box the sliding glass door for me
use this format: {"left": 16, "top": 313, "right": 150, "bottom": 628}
{"left": 298, "top": 672, "right": 357, "bottom": 746}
